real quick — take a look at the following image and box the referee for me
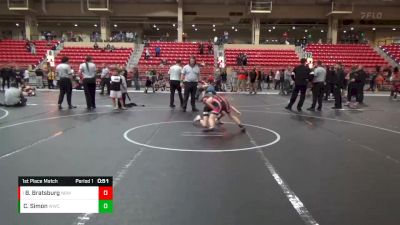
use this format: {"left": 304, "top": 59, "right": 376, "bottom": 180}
{"left": 181, "top": 56, "right": 200, "bottom": 112}
{"left": 79, "top": 56, "right": 97, "bottom": 110}
{"left": 56, "top": 56, "right": 76, "bottom": 110}
{"left": 168, "top": 59, "right": 183, "bottom": 108}
{"left": 307, "top": 60, "right": 326, "bottom": 111}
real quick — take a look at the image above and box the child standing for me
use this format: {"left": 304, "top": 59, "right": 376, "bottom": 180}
{"left": 110, "top": 67, "right": 127, "bottom": 110}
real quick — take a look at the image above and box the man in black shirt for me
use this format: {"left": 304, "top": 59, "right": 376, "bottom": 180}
{"left": 325, "top": 66, "right": 336, "bottom": 100}
{"left": 345, "top": 66, "right": 358, "bottom": 106}
{"left": 285, "top": 58, "right": 311, "bottom": 112}
{"left": 332, "top": 63, "right": 345, "bottom": 109}
{"left": 1, "top": 66, "right": 11, "bottom": 91}
{"left": 355, "top": 65, "right": 367, "bottom": 104}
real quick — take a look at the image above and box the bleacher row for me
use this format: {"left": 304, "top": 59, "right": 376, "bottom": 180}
{"left": 305, "top": 44, "right": 387, "bottom": 68}
{"left": 381, "top": 44, "right": 400, "bottom": 64}
{"left": 0, "top": 40, "right": 59, "bottom": 68}
{"left": 0, "top": 40, "right": 396, "bottom": 76}
{"left": 225, "top": 49, "right": 299, "bottom": 69}
{"left": 55, "top": 47, "right": 133, "bottom": 71}
{"left": 139, "top": 42, "right": 214, "bottom": 66}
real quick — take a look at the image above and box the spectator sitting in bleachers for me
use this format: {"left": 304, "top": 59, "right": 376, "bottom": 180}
{"left": 199, "top": 43, "right": 204, "bottom": 55}
{"left": 25, "top": 41, "right": 31, "bottom": 52}
{"left": 242, "top": 53, "right": 248, "bottom": 66}
{"left": 208, "top": 41, "right": 213, "bottom": 54}
{"left": 93, "top": 42, "right": 99, "bottom": 49}
{"left": 159, "top": 59, "right": 168, "bottom": 68}
{"left": 30, "top": 42, "right": 36, "bottom": 55}
{"left": 145, "top": 48, "right": 150, "bottom": 60}
{"left": 155, "top": 46, "right": 161, "bottom": 57}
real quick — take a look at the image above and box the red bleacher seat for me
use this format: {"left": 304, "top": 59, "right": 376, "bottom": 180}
{"left": 305, "top": 44, "right": 388, "bottom": 68}
{"left": 0, "top": 39, "right": 58, "bottom": 68}
{"left": 225, "top": 48, "right": 299, "bottom": 71}
{"left": 138, "top": 41, "right": 215, "bottom": 77}
{"left": 381, "top": 44, "right": 400, "bottom": 64}
{"left": 55, "top": 47, "right": 133, "bottom": 71}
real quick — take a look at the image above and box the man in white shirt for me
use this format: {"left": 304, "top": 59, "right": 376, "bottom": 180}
{"left": 79, "top": 56, "right": 97, "bottom": 110}
{"left": 0, "top": 83, "right": 27, "bottom": 107}
{"left": 56, "top": 56, "right": 76, "bottom": 110}
{"left": 181, "top": 56, "right": 200, "bottom": 112}
{"left": 100, "top": 64, "right": 110, "bottom": 95}
{"left": 168, "top": 59, "right": 183, "bottom": 108}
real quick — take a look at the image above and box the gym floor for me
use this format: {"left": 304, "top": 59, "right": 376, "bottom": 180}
{"left": 0, "top": 91, "right": 399, "bottom": 225}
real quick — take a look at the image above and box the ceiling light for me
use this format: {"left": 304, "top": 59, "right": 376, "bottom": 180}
{"left": 232, "top": 26, "right": 235, "bottom": 30}
{"left": 192, "top": 24, "right": 195, "bottom": 27}
{"left": 268, "top": 29, "right": 271, "bottom": 32}
{"left": 321, "top": 30, "right": 324, "bottom": 33}
{"left": 235, "top": 29, "right": 238, "bottom": 32}
{"left": 213, "top": 28, "right": 216, "bottom": 32}
{"left": 343, "top": 30, "right": 347, "bottom": 33}
{"left": 195, "top": 28, "right": 198, "bottom": 31}
{"left": 74, "top": 24, "right": 78, "bottom": 27}
{"left": 350, "top": 27, "right": 354, "bottom": 30}
{"left": 272, "top": 26, "right": 275, "bottom": 29}
{"left": 153, "top": 24, "right": 156, "bottom": 28}
{"left": 157, "top": 28, "right": 160, "bottom": 31}
{"left": 393, "top": 28, "right": 397, "bottom": 31}
{"left": 113, "top": 24, "right": 118, "bottom": 28}
{"left": 213, "top": 24, "right": 216, "bottom": 27}
{"left": 16, "top": 23, "right": 19, "bottom": 27}
{"left": 173, "top": 24, "right": 176, "bottom": 27}
{"left": 372, "top": 27, "right": 376, "bottom": 31}
{"left": 305, "top": 29, "right": 308, "bottom": 33}
{"left": 292, "top": 26, "right": 296, "bottom": 30}
{"left": 94, "top": 24, "right": 98, "bottom": 27}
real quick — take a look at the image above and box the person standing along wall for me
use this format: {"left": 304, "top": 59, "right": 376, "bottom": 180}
{"left": 248, "top": 68, "right": 258, "bottom": 95}
{"left": 23, "top": 68, "right": 30, "bottom": 85}
{"left": 133, "top": 67, "right": 140, "bottom": 90}
{"left": 35, "top": 67, "right": 44, "bottom": 89}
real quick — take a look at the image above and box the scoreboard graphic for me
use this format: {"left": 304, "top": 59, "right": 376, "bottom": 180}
{"left": 18, "top": 177, "right": 113, "bottom": 214}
